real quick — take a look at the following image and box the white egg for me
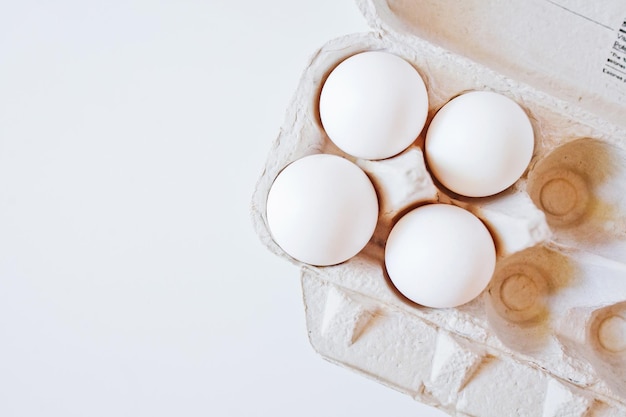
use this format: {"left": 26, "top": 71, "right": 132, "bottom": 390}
{"left": 425, "top": 91, "right": 534, "bottom": 197}
{"left": 266, "top": 154, "right": 379, "bottom": 266}
{"left": 384, "top": 204, "right": 496, "bottom": 308}
{"left": 319, "top": 51, "right": 429, "bottom": 160}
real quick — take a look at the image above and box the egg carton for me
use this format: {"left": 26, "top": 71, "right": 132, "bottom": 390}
{"left": 251, "top": 1, "right": 626, "bottom": 416}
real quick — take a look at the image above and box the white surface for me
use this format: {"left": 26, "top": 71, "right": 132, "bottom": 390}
{"left": 0, "top": 1, "right": 445, "bottom": 416}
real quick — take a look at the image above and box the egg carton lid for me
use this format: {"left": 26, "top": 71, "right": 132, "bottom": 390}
{"left": 359, "top": 0, "right": 626, "bottom": 129}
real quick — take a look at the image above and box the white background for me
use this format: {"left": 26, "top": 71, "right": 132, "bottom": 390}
{"left": 0, "top": 1, "right": 447, "bottom": 416}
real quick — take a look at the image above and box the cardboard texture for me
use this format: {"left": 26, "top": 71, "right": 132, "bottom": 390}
{"left": 252, "top": 1, "right": 626, "bottom": 415}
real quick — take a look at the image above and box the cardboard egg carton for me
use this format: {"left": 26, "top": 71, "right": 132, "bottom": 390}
{"left": 251, "top": 1, "right": 626, "bottom": 415}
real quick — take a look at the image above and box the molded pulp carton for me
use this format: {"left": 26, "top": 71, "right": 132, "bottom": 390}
{"left": 252, "top": 1, "right": 626, "bottom": 415}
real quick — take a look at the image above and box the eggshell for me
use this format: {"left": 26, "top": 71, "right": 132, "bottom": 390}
{"left": 384, "top": 204, "right": 496, "bottom": 308}
{"left": 425, "top": 91, "right": 534, "bottom": 197}
{"left": 266, "top": 154, "right": 378, "bottom": 266}
{"left": 319, "top": 51, "right": 429, "bottom": 160}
